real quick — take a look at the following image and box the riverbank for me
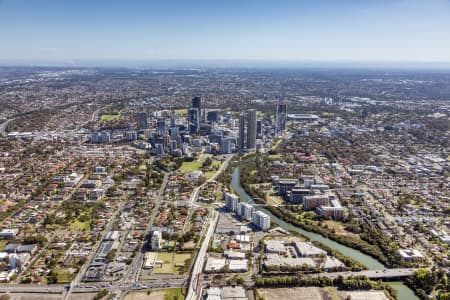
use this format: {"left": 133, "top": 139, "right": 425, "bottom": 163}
{"left": 231, "top": 166, "right": 419, "bottom": 300}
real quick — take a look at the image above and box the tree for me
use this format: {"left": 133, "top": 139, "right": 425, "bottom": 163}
{"left": 440, "top": 293, "right": 450, "bottom": 300}
{"left": 203, "top": 157, "right": 213, "bottom": 167}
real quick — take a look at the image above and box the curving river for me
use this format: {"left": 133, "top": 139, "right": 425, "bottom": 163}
{"left": 231, "top": 167, "right": 418, "bottom": 300}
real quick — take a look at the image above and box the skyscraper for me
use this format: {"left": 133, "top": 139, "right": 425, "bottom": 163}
{"left": 276, "top": 103, "right": 287, "bottom": 134}
{"left": 138, "top": 112, "right": 148, "bottom": 130}
{"left": 192, "top": 96, "right": 201, "bottom": 111}
{"left": 247, "top": 109, "right": 257, "bottom": 149}
{"left": 170, "top": 113, "right": 176, "bottom": 128}
{"left": 188, "top": 107, "right": 200, "bottom": 134}
{"left": 157, "top": 118, "right": 166, "bottom": 135}
{"left": 238, "top": 113, "right": 246, "bottom": 150}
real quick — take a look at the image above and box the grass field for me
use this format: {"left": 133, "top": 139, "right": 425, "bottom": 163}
{"left": 179, "top": 161, "right": 202, "bottom": 172}
{"left": 163, "top": 288, "right": 185, "bottom": 300}
{"left": 204, "top": 171, "right": 216, "bottom": 179}
{"left": 154, "top": 252, "right": 191, "bottom": 275}
{"left": 0, "top": 240, "right": 8, "bottom": 250}
{"left": 211, "top": 160, "right": 222, "bottom": 168}
{"left": 69, "top": 210, "right": 91, "bottom": 231}
{"left": 325, "top": 286, "right": 340, "bottom": 300}
{"left": 266, "top": 194, "right": 283, "bottom": 206}
{"left": 173, "top": 253, "right": 191, "bottom": 273}
{"left": 100, "top": 114, "right": 121, "bottom": 121}
{"left": 174, "top": 109, "right": 188, "bottom": 116}
{"left": 69, "top": 219, "right": 90, "bottom": 231}
{"left": 124, "top": 288, "right": 185, "bottom": 300}
{"left": 55, "top": 266, "right": 75, "bottom": 283}
{"left": 322, "top": 220, "right": 360, "bottom": 238}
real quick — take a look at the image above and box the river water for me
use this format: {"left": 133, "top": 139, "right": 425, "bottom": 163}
{"left": 231, "top": 167, "right": 418, "bottom": 300}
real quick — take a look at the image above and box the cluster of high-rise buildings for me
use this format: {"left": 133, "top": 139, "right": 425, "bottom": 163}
{"left": 225, "top": 193, "right": 271, "bottom": 230}
{"left": 238, "top": 102, "right": 287, "bottom": 151}
{"left": 89, "top": 96, "right": 288, "bottom": 157}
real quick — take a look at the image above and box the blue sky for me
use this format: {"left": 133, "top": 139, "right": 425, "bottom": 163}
{"left": 0, "top": 0, "right": 450, "bottom": 63}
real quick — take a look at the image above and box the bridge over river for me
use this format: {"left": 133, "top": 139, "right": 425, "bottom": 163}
{"left": 310, "top": 268, "right": 419, "bottom": 280}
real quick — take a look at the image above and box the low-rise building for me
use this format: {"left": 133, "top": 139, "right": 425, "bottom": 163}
{"left": 0, "top": 229, "right": 19, "bottom": 239}
{"left": 264, "top": 240, "right": 287, "bottom": 254}
{"left": 228, "top": 259, "right": 248, "bottom": 272}
{"left": 294, "top": 242, "right": 327, "bottom": 257}
{"left": 263, "top": 253, "right": 316, "bottom": 269}
{"left": 397, "top": 249, "right": 425, "bottom": 261}
{"left": 204, "top": 257, "right": 226, "bottom": 273}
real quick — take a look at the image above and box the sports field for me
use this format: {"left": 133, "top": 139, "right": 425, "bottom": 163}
{"left": 179, "top": 161, "right": 202, "bottom": 172}
{"left": 100, "top": 114, "right": 121, "bottom": 121}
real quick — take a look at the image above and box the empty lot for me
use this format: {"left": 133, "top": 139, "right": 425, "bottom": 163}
{"left": 257, "top": 287, "right": 333, "bottom": 300}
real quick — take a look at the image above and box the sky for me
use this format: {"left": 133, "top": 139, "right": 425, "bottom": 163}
{"left": 0, "top": 0, "right": 450, "bottom": 65}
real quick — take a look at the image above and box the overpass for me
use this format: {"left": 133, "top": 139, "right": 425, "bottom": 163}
{"left": 310, "top": 268, "right": 419, "bottom": 280}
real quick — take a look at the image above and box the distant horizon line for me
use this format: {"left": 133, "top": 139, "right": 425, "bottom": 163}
{"left": 1, "top": 58, "right": 450, "bottom": 70}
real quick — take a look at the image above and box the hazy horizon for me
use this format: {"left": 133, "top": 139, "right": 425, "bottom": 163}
{"left": 2, "top": 59, "right": 450, "bottom": 71}
{"left": 1, "top": 0, "right": 450, "bottom": 64}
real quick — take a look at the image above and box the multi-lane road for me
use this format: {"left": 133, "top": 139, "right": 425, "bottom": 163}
{"left": 185, "top": 209, "right": 219, "bottom": 300}
{"left": 0, "top": 278, "right": 187, "bottom": 296}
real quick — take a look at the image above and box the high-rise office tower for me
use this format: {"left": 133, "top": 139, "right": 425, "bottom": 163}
{"left": 138, "top": 112, "right": 148, "bottom": 130}
{"left": 247, "top": 109, "right": 257, "bottom": 149}
{"left": 188, "top": 107, "right": 200, "bottom": 134}
{"left": 170, "top": 126, "right": 179, "bottom": 139}
{"left": 170, "top": 113, "right": 176, "bottom": 128}
{"left": 276, "top": 103, "right": 287, "bottom": 134}
{"left": 238, "top": 113, "right": 246, "bottom": 150}
{"left": 192, "top": 96, "right": 201, "bottom": 111}
{"left": 157, "top": 118, "right": 166, "bottom": 135}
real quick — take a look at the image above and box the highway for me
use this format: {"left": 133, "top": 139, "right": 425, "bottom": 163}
{"left": 185, "top": 209, "right": 219, "bottom": 300}
{"left": 0, "top": 278, "right": 187, "bottom": 296}
{"left": 0, "top": 284, "right": 64, "bottom": 294}
{"left": 0, "top": 118, "right": 14, "bottom": 136}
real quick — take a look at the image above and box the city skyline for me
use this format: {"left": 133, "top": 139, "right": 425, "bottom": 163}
{"left": 1, "top": 0, "right": 450, "bottom": 65}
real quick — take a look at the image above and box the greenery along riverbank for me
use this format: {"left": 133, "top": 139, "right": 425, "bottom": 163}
{"left": 405, "top": 268, "right": 450, "bottom": 300}
{"left": 239, "top": 152, "right": 410, "bottom": 268}
{"left": 255, "top": 275, "right": 398, "bottom": 300}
